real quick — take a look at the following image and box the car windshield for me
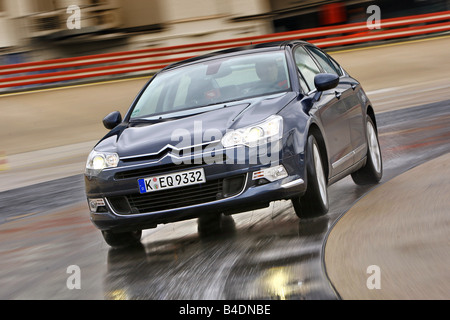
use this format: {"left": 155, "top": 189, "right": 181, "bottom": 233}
{"left": 130, "top": 51, "right": 291, "bottom": 119}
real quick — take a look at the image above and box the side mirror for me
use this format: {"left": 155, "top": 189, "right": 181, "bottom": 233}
{"left": 313, "top": 73, "right": 339, "bottom": 101}
{"left": 103, "top": 111, "right": 122, "bottom": 130}
{"left": 314, "top": 73, "right": 339, "bottom": 92}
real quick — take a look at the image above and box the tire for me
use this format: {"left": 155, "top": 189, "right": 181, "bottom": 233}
{"left": 351, "top": 117, "right": 383, "bottom": 185}
{"left": 292, "top": 134, "right": 329, "bottom": 219}
{"left": 102, "top": 230, "right": 142, "bottom": 248}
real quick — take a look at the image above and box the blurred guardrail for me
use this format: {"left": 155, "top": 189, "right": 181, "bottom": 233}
{"left": 1, "top": 10, "right": 449, "bottom": 92}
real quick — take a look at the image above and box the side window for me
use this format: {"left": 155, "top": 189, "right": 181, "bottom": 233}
{"left": 306, "top": 46, "right": 342, "bottom": 76}
{"left": 329, "top": 56, "right": 343, "bottom": 76}
{"left": 294, "top": 46, "right": 321, "bottom": 92}
{"left": 297, "top": 71, "right": 309, "bottom": 94}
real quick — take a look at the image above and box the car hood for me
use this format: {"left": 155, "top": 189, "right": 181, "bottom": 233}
{"left": 95, "top": 92, "right": 296, "bottom": 157}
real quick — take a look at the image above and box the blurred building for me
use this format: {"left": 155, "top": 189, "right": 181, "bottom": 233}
{"left": 0, "top": 0, "right": 449, "bottom": 62}
{"left": 0, "top": 0, "right": 273, "bottom": 60}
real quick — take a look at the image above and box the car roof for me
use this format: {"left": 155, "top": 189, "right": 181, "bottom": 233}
{"left": 161, "top": 39, "right": 310, "bottom": 71}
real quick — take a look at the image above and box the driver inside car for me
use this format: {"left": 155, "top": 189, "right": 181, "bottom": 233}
{"left": 255, "top": 59, "right": 288, "bottom": 91}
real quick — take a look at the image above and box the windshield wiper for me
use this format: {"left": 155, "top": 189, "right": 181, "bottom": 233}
{"left": 128, "top": 114, "right": 192, "bottom": 125}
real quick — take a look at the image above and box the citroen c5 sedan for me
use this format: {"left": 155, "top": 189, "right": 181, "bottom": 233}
{"left": 85, "top": 40, "right": 383, "bottom": 247}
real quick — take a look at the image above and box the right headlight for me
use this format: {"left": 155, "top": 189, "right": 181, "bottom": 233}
{"left": 221, "top": 115, "right": 283, "bottom": 147}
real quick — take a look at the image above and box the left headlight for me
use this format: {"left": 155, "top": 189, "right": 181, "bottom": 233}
{"left": 85, "top": 150, "right": 119, "bottom": 173}
{"left": 222, "top": 115, "right": 283, "bottom": 147}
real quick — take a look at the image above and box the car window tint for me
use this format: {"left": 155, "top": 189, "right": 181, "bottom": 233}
{"left": 130, "top": 51, "right": 291, "bottom": 119}
{"left": 294, "top": 46, "right": 321, "bottom": 92}
{"left": 306, "top": 46, "right": 341, "bottom": 76}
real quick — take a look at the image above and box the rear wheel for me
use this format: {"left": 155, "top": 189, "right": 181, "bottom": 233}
{"left": 351, "top": 117, "right": 383, "bottom": 185}
{"left": 292, "top": 134, "right": 329, "bottom": 219}
{"left": 102, "top": 230, "right": 142, "bottom": 248}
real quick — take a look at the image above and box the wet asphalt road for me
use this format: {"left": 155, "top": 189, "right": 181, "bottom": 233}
{"left": 0, "top": 100, "right": 449, "bottom": 300}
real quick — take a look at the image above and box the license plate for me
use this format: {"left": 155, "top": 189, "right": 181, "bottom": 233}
{"left": 138, "top": 168, "right": 206, "bottom": 194}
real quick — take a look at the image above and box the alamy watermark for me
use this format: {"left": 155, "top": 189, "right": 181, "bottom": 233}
{"left": 366, "top": 265, "right": 381, "bottom": 290}
{"left": 64, "top": 4, "right": 382, "bottom": 32}
{"left": 367, "top": 5, "right": 381, "bottom": 30}
{"left": 66, "top": 265, "right": 81, "bottom": 290}
{"left": 66, "top": 5, "right": 81, "bottom": 30}
{"left": 65, "top": 265, "right": 382, "bottom": 291}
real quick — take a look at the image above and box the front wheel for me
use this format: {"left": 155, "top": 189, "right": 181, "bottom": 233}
{"left": 292, "top": 135, "right": 329, "bottom": 219}
{"left": 351, "top": 117, "right": 383, "bottom": 185}
{"left": 102, "top": 230, "right": 142, "bottom": 248}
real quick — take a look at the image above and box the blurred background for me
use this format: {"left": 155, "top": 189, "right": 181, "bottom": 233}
{"left": 0, "top": 0, "right": 449, "bottom": 64}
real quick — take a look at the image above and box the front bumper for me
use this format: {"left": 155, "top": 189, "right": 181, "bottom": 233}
{"left": 85, "top": 151, "right": 306, "bottom": 232}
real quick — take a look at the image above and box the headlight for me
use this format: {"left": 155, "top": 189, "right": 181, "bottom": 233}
{"left": 86, "top": 150, "right": 119, "bottom": 173}
{"left": 222, "top": 115, "right": 283, "bottom": 147}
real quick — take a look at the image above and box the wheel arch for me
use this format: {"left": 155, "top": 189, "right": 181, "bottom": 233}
{"left": 307, "top": 123, "right": 329, "bottom": 181}
{"left": 366, "top": 105, "right": 378, "bottom": 132}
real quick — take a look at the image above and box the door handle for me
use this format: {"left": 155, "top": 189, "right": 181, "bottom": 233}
{"left": 335, "top": 91, "right": 342, "bottom": 99}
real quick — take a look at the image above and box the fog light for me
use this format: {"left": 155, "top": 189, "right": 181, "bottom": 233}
{"left": 252, "top": 165, "right": 288, "bottom": 182}
{"left": 88, "top": 198, "right": 105, "bottom": 213}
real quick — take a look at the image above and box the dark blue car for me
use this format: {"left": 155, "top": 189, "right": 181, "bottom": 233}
{"left": 85, "top": 40, "right": 383, "bottom": 247}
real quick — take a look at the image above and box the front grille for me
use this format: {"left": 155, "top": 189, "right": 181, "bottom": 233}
{"left": 108, "top": 174, "right": 246, "bottom": 214}
{"left": 128, "top": 179, "right": 223, "bottom": 213}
